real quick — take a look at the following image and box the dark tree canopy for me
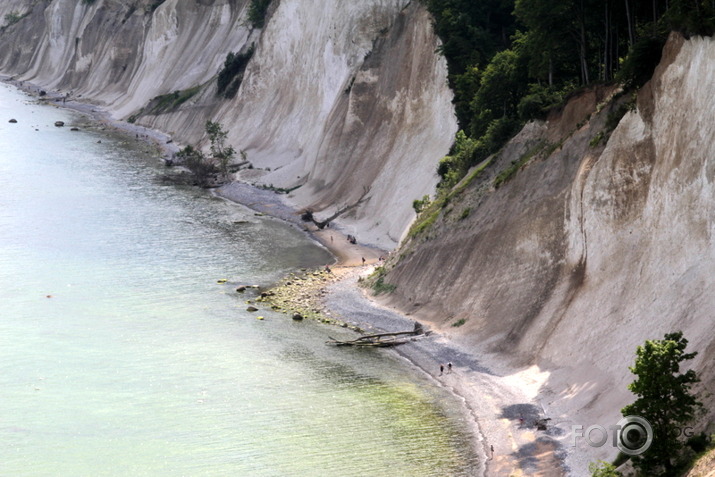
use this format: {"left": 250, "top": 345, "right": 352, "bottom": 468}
{"left": 424, "top": 0, "right": 715, "bottom": 190}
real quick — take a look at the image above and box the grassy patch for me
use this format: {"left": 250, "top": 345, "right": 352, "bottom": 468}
{"left": 451, "top": 318, "right": 467, "bottom": 327}
{"left": 494, "top": 141, "right": 547, "bottom": 188}
{"left": 3, "top": 11, "right": 28, "bottom": 27}
{"left": 142, "top": 86, "right": 202, "bottom": 116}
{"left": 407, "top": 158, "right": 490, "bottom": 240}
{"left": 372, "top": 276, "right": 397, "bottom": 295}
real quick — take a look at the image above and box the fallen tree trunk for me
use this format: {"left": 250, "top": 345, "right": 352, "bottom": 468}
{"left": 301, "top": 186, "right": 371, "bottom": 229}
{"left": 327, "top": 328, "right": 422, "bottom": 347}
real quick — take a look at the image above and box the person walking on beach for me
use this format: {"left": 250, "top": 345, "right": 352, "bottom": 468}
{"left": 439, "top": 364, "right": 444, "bottom": 376}
{"left": 362, "top": 257, "right": 366, "bottom": 265}
{"left": 447, "top": 362, "right": 452, "bottom": 374}
{"left": 490, "top": 444, "right": 494, "bottom": 459}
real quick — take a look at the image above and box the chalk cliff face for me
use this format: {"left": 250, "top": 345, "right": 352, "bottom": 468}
{"left": 4, "top": 2, "right": 714, "bottom": 469}
{"left": 0, "top": 0, "right": 456, "bottom": 249}
{"left": 381, "top": 33, "right": 715, "bottom": 464}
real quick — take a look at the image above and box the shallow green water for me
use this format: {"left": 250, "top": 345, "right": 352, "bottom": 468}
{"left": 0, "top": 83, "right": 478, "bottom": 476}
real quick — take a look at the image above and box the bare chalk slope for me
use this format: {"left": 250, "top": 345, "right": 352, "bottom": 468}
{"left": 0, "top": 0, "right": 457, "bottom": 250}
{"left": 381, "top": 33, "right": 715, "bottom": 471}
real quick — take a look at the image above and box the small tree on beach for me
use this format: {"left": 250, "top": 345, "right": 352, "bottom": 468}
{"left": 205, "top": 120, "right": 235, "bottom": 181}
{"left": 175, "top": 144, "right": 215, "bottom": 186}
{"left": 175, "top": 121, "right": 236, "bottom": 186}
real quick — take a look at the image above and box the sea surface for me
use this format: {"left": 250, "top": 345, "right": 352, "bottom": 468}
{"left": 0, "top": 82, "right": 478, "bottom": 476}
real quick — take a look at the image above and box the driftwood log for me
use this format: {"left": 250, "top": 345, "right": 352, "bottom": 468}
{"left": 301, "top": 186, "right": 371, "bottom": 229}
{"left": 327, "top": 327, "right": 424, "bottom": 347}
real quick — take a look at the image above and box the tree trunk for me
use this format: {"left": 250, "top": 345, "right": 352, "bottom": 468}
{"left": 625, "top": 0, "right": 635, "bottom": 47}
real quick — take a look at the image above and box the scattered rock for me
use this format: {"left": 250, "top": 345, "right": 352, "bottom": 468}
{"left": 70, "top": 127, "right": 79, "bottom": 131}
{"left": 8, "top": 119, "right": 17, "bottom": 123}
{"left": 54, "top": 121, "right": 64, "bottom": 127}
{"left": 246, "top": 306, "right": 258, "bottom": 312}
{"left": 256, "top": 316, "right": 265, "bottom": 320}
{"left": 292, "top": 313, "right": 304, "bottom": 321}
{"left": 236, "top": 285, "right": 247, "bottom": 292}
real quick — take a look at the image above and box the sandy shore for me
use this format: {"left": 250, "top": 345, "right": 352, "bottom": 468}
{"left": 4, "top": 76, "right": 570, "bottom": 476}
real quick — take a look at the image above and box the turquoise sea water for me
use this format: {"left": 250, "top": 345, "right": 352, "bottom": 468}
{"left": 0, "top": 83, "right": 477, "bottom": 476}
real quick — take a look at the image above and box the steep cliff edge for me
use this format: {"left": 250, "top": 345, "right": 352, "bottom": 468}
{"left": 0, "top": 0, "right": 457, "bottom": 249}
{"left": 379, "top": 32, "right": 715, "bottom": 467}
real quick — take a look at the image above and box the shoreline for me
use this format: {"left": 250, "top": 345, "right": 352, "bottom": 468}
{"left": 3, "top": 77, "right": 569, "bottom": 476}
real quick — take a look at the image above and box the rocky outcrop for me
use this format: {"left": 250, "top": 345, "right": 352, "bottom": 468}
{"left": 0, "top": 0, "right": 457, "bottom": 249}
{"left": 380, "top": 32, "right": 715, "bottom": 468}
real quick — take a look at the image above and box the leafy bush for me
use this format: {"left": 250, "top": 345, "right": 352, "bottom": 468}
{"left": 372, "top": 276, "right": 397, "bottom": 295}
{"left": 616, "top": 36, "right": 666, "bottom": 90}
{"left": 517, "top": 84, "right": 563, "bottom": 121}
{"left": 217, "top": 46, "right": 254, "bottom": 98}
{"left": 412, "top": 195, "right": 431, "bottom": 214}
{"left": 175, "top": 122, "right": 236, "bottom": 186}
{"left": 176, "top": 145, "right": 216, "bottom": 186}
{"left": 247, "top": 0, "right": 271, "bottom": 29}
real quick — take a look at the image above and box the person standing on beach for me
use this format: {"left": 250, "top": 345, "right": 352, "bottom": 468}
{"left": 447, "top": 362, "right": 452, "bottom": 374}
{"left": 439, "top": 364, "right": 444, "bottom": 376}
{"left": 362, "top": 257, "right": 366, "bottom": 265}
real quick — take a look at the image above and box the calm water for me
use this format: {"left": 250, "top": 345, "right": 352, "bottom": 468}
{"left": 0, "top": 83, "right": 478, "bottom": 476}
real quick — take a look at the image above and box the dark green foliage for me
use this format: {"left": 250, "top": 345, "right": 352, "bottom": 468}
{"left": 517, "top": 84, "right": 564, "bottom": 121}
{"left": 664, "top": 0, "right": 715, "bottom": 36}
{"left": 205, "top": 120, "right": 236, "bottom": 180}
{"left": 617, "top": 36, "right": 666, "bottom": 89}
{"left": 426, "top": 0, "right": 714, "bottom": 193}
{"left": 372, "top": 276, "right": 397, "bottom": 295}
{"left": 217, "top": 46, "right": 254, "bottom": 99}
{"left": 605, "top": 95, "right": 636, "bottom": 132}
{"left": 621, "top": 331, "right": 702, "bottom": 475}
{"left": 247, "top": 0, "right": 272, "bottom": 29}
{"left": 176, "top": 122, "right": 236, "bottom": 186}
{"left": 426, "top": 0, "right": 515, "bottom": 131}
{"left": 176, "top": 145, "right": 216, "bottom": 187}
{"left": 3, "top": 11, "right": 24, "bottom": 27}
{"left": 412, "top": 195, "right": 431, "bottom": 214}
{"left": 148, "top": 0, "right": 167, "bottom": 13}
{"left": 686, "top": 433, "right": 711, "bottom": 454}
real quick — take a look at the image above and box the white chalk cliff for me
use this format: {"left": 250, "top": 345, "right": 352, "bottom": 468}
{"left": 3, "top": 1, "right": 715, "bottom": 473}
{"left": 0, "top": 0, "right": 457, "bottom": 249}
{"left": 381, "top": 33, "right": 715, "bottom": 471}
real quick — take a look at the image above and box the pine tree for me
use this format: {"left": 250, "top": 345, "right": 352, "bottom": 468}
{"left": 621, "top": 331, "right": 702, "bottom": 475}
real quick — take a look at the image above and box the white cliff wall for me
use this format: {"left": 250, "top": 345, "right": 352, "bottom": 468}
{"left": 383, "top": 33, "right": 715, "bottom": 469}
{"left": 0, "top": 0, "right": 457, "bottom": 249}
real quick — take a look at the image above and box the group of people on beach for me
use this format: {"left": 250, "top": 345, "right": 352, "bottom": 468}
{"left": 439, "top": 362, "right": 452, "bottom": 375}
